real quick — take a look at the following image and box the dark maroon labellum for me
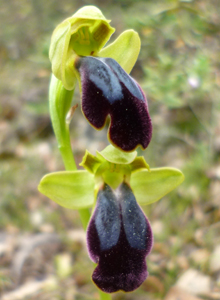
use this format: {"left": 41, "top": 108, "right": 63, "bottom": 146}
{"left": 75, "top": 56, "right": 152, "bottom": 152}
{"left": 87, "top": 183, "right": 153, "bottom": 293}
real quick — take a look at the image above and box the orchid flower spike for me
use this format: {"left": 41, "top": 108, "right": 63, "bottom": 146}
{"left": 39, "top": 4, "right": 185, "bottom": 295}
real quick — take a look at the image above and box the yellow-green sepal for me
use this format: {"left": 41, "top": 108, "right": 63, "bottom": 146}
{"left": 49, "top": 19, "right": 77, "bottom": 91}
{"left": 98, "top": 144, "right": 137, "bottom": 164}
{"left": 131, "top": 167, "right": 184, "bottom": 205}
{"left": 49, "top": 5, "right": 115, "bottom": 90}
{"left": 80, "top": 150, "right": 102, "bottom": 174}
{"left": 99, "top": 29, "right": 141, "bottom": 74}
{"left": 38, "top": 171, "right": 95, "bottom": 209}
{"left": 79, "top": 145, "right": 150, "bottom": 190}
{"left": 130, "top": 156, "right": 150, "bottom": 173}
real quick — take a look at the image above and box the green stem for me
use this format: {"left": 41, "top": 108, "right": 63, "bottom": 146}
{"left": 98, "top": 290, "right": 112, "bottom": 300}
{"left": 79, "top": 208, "right": 91, "bottom": 230}
{"left": 49, "top": 74, "right": 91, "bottom": 228}
{"left": 59, "top": 138, "right": 77, "bottom": 171}
{"left": 49, "top": 75, "right": 77, "bottom": 170}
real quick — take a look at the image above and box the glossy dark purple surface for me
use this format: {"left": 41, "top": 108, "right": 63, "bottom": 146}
{"left": 87, "top": 183, "right": 153, "bottom": 293}
{"left": 76, "top": 56, "right": 152, "bottom": 151}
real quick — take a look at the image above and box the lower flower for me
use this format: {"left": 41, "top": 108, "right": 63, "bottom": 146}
{"left": 87, "top": 182, "right": 153, "bottom": 293}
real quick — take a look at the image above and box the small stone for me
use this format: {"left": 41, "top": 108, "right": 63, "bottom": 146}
{"left": 30, "top": 211, "right": 43, "bottom": 227}
{"left": 210, "top": 245, "right": 220, "bottom": 273}
{"left": 188, "top": 76, "right": 200, "bottom": 89}
{"left": 2, "top": 277, "right": 57, "bottom": 300}
{"left": 195, "top": 223, "right": 220, "bottom": 246}
{"left": 164, "top": 286, "right": 204, "bottom": 300}
{"left": 11, "top": 233, "right": 61, "bottom": 283}
{"left": 190, "top": 248, "right": 210, "bottom": 266}
{"left": 142, "top": 275, "right": 164, "bottom": 293}
{"left": 217, "top": 274, "right": 220, "bottom": 287}
{"left": 67, "top": 229, "right": 87, "bottom": 247}
{"left": 55, "top": 253, "right": 73, "bottom": 279}
{"left": 203, "top": 292, "right": 220, "bottom": 300}
{"left": 176, "top": 255, "right": 189, "bottom": 270}
{"left": 151, "top": 220, "right": 163, "bottom": 236}
{"left": 207, "top": 165, "right": 220, "bottom": 180}
{"left": 40, "top": 223, "right": 55, "bottom": 233}
{"left": 0, "top": 234, "right": 15, "bottom": 263}
{"left": 176, "top": 269, "right": 212, "bottom": 295}
{"left": 209, "top": 181, "right": 220, "bottom": 207}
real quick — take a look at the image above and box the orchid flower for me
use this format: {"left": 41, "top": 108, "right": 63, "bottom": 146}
{"left": 38, "top": 145, "right": 184, "bottom": 293}
{"left": 49, "top": 5, "right": 152, "bottom": 152}
{"left": 87, "top": 182, "right": 153, "bottom": 293}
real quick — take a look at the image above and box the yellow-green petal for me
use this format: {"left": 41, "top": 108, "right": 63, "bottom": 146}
{"left": 99, "top": 29, "right": 141, "bottom": 74}
{"left": 130, "top": 156, "right": 150, "bottom": 173}
{"left": 38, "top": 171, "right": 95, "bottom": 209}
{"left": 131, "top": 167, "right": 184, "bottom": 205}
{"left": 98, "top": 145, "right": 137, "bottom": 164}
{"left": 49, "top": 19, "right": 77, "bottom": 90}
{"left": 80, "top": 150, "right": 102, "bottom": 174}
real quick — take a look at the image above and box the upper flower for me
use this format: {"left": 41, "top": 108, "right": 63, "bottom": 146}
{"left": 49, "top": 5, "right": 115, "bottom": 90}
{"left": 75, "top": 56, "right": 152, "bottom": 151}
{"left": 48, "top": 5, "right": 152, "bottom": 152}
{"left": 49, "top": 5, "right": 140, "bottom": 91}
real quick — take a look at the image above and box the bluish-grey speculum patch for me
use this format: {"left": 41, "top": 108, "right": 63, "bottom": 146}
{"left": 119, "top": 182, "right": 148, "bottom": 250}
{"left": 81, "top": 57, "right": 123, "bottom": 103}
{"left": 87, "top": 182, "right": 153, "bottom": 293}
{"left": 75, "top": 56, "right": 152, "bottom": 151}
{"left": 95, "top": 184, "right": 121, "bottom": 251}
{"left": 100, "top": 57, "right": 145, "bottom": 102}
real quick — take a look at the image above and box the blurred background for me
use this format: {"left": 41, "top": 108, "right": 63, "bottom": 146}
{"left": 0, "top": 0, "right": 220, "bottom": 299}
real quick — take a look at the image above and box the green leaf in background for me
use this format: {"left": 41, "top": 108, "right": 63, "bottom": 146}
{"left": 99, "top": 29, "right": 141, "bottom": 74}
{"left": 38, "top": 171, "right": 95, "bottom": 209}
{"left": 131, "top": 167, "right": 184, "bottom": 205}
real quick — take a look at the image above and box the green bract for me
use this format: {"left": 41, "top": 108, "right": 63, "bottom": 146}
{"left": 38, "top": 145, "right": 184, "bottom": 210}
{"left": 49, "top": 5, "right": 140, "bottom": 90}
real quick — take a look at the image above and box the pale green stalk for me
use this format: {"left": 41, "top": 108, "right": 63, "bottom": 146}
{"left": 49, "top": 74, "right": 90, "bottom": 228}
{"left": 99, "top": 290, "right": 112, "bottom": 300}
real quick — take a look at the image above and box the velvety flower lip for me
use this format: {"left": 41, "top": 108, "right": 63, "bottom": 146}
{"left": 87, "top": 182, "right": 153, "bottom": 293}
{"left": 75, "top": 56, "right": 152, "bottom": 152}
